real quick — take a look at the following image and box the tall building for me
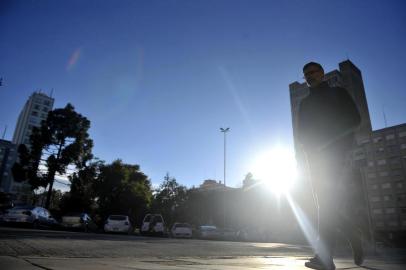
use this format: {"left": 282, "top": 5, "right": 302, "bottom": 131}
{"left": 353, "top": 124, "right": 406, "bottom": 241}
{"left": 0, "top": 139, "right": 17, "bottom": 193}
{"left": 8, "top": 91, "right": 54, "bottom": 203}
{"left": 289, "top": 60, "right": 372, "bottom": 146}
{"left": 12, "top": 91, "right": 54, "bottom": 146}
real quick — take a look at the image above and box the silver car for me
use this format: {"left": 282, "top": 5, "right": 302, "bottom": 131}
{"left": 1, "top": 205, "right": 53, "bottom": 228}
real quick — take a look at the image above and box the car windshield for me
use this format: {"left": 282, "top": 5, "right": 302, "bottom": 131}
{"left": 153, "top": 216, "right": 163, "bottom": 222}
{"left": 12, "top": 206, "right": 35, "bottom": 210}
{"left": 143, "top": 215, "right": 151, "bottom": 222}
{"left": 175, "top": 223, "right": 190, "bottom": 228}
{"left": 109, "top": 215, "right": 127, "bottom": 221}
{"left": 64, "top": 213, "right": 82, "bottom": 217}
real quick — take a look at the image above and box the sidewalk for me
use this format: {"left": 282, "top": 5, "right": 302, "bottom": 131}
{"left": 1, "top": 255, "right": 406, "bottom": 270}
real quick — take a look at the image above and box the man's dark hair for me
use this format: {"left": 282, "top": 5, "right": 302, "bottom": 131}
{"left": 303, "top": 62, "right": 324, "bottom": 72}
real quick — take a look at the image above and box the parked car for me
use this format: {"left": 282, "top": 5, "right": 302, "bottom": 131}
{"left": 104, "top": 215, "right": 133, "bottom": 234}
{"left": 140, "top": 214, "right": 165, "bottom": 236}
{"left": 197, "top": 225, "right": 220, "bottom": 239}
{"left": 0, "top": 205, "right": 54, "bottom": 228}
{"left": 61, "top": 213, "right": 97, "bottom": 232}
{"left": 171, "top": 223, "right": 192, "bottom": 238}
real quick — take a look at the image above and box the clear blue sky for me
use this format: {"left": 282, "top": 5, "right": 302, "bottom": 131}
{"left": 1, "top": 0, "right": 405, "bottom": 190}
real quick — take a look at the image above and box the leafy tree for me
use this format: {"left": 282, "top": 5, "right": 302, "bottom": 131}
{"left": 151, "top": 173, "right": 188, "bottom": 226}
{"left": 94, "top": 160, "right": 152, "bottom": 226}
{"left": 12, "top": 103, "right": 93, "bottom": 209}
{"left": 59, "top": 159, "right": 102, "bottom": 214}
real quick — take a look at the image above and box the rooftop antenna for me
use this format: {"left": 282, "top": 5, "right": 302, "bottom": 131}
{"left": 50, "top": 88, "right": 54, "bottom": 98}
{"left": 2, "top": 125, "right": 7, "bottom": 139}
{"left": 382, "top": 105, "right": 388, "bottom": 128}
{"left": 345, "top": 52, "right": 350, "bottom": 61}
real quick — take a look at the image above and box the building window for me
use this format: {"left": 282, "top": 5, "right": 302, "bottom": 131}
{"left": 359, "top": 138, "right": 370, "bottom": 145}
{"left": 379, "top": 171, "right": 389, "bottom": 177}
{"left": 367, "top": 173, "right": 376, "bottom": 179}
{"left": 41, "top": 113, "right": 47, "bottom": 119}
{"left": 385, "top": 208, "right": 396, "bottom": 214}
{"left": 34, "top": 105, "right": 40, "bottom": 110}
{"left": 44, "top": 100, "right": 51, "bottom": 106}
{"left": 398, "top": 194, "right": 406, "bottom": 202}
{"left": 383, "top": 195, "right": 393, "bottom": 201}
{"left": 388, "top": 221, "right": 398, "bottom": 227}
{"left": 400, "top": 208, "right": 406, "bottom": 214}
{"left": 373, "top": 137, "right": 382, "bottom": 143}
{"left": 375, "top": 221, "right": 385, "bottom": 227}
{"left": 371, "top": 196, "right": 381, "bottom": 202}
{"left": 399, "top": 131, "right": 406, "bottom": 138}
{"left": 392, "top": 170, "right": 403, "bottom": 176}
{"left": 31, "top": 111, "right": 38, "bottom": 116}
{"left": 376, "top": 147, "right": 385, "bottom": 154}
{"left": 381, "top": 183, "right": 391, "bottom": 189}
{"left": 390, "top": 158, "right": 401, "bottom": 165}
{"left": 371, "top": 184, "right": 378, "bottom": 190}
{"left": 372, "top": 208, "right": 382, "bottom": 214}
{"left": 401, "top": 144, "right": 406, "bottom": 150}
{"left": 397, "top": 182, "right": 404, "bottom": 189}
{"left": 368, "top": 161, "right": 374, "bottom": 167}
{"left": 42, "top": 107, "right": 48, "bottom": 112}
{"left": 386, "top": 134, "right": 395, "bottom": 140}
{"left": 377, "top": 159, "right": 386, "bottom": 165}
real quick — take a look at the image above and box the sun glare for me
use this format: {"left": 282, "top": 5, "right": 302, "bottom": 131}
{"left": 250, "top": 147, "right": 298, "bottom": 195}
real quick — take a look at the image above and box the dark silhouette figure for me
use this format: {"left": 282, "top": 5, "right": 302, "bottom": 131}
{"left": 297, "top": 62, "right": 364, "bottom": 270}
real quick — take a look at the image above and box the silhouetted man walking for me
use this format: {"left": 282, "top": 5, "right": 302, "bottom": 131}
{"left": 297, "top": 62, "right": 364, "bottom": 270}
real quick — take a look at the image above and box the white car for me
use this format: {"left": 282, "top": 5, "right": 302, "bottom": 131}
{"left": 1, "top": 206, "right": 53, "bottom": 228}
{"left": 198, "top": 225, "right": 220, "bottom": 239}
{"left": 171, "top": 223, "right": 192, "bottom": 238}
{"left": 141, "top": 214, "right": 165, "bottom": 236}
{"left": 104, "top": 215, "right": 133, "bottom": 234}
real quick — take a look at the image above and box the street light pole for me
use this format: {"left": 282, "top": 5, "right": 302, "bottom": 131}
{"left": 220, "top": 127, "right": 230, "bottom": 229}
{"left": 220, "top": 127, "right": 230, "bottom": 187}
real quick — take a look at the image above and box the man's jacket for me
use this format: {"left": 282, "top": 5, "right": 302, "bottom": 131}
{"left": 297, "top": 81, "right": 361, "bottom": 153}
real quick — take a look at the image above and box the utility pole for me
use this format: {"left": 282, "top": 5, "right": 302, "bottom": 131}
{"left": 220, "top": 127, "right": 230, "bottom": 229}
{"left": 220, "top": 127, "right": 230, "bottom": 187}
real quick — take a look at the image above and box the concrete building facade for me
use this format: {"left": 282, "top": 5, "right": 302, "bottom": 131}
{"left": 353, "top": 124, "right": 406, "bottom": 240}
{"left": 12, "top": 91, "right": 54, "bottom": 146}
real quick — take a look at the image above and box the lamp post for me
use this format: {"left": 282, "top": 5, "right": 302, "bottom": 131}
{"left": 220, "top": 127, "right": 230, "bottom": 229}
{"left": 220, "top": 127, "right": 230, "bottom": 187}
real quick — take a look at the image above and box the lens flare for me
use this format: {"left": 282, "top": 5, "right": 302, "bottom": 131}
{"left": 250, "top": 146, "right": 298, "bottom": 195}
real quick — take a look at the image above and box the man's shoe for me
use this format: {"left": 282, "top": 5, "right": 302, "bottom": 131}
{"left": 350, "top": 231, "right": 364, "bottom": 266}
{"left": 305, "top": 255, "right": 335, "bottom": 270}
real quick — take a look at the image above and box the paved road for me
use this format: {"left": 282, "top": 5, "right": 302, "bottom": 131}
{"left": 0, "top": 226, "right": 405, "bottom": 269}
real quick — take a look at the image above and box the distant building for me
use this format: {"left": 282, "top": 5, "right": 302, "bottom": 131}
{"left": 12, "top": 91, "right": 54, "bottom": 146}
{"left": 353, "top": 124, "right": 406, "bottom": 238}
{"left": 8, "top": 91, "right": 54, "bottom": 203}
{"left": 198, "top": 179, "right": 233, "bottom": 192}
{"left": 0, "top": 139, "right": 17, "bottom": 193}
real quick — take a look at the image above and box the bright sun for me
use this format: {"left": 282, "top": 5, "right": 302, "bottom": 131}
{"left": 249, "top": 146, "right": 298, "bottom": 195}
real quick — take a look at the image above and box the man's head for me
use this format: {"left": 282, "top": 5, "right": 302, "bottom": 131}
{"left": 303, "top": 62, "right": 324, "bottom": 87}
